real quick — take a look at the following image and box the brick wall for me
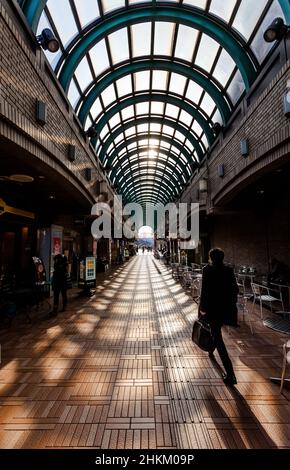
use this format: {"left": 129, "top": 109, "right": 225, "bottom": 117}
{"left": 0, "top": 0, "right": 113, "bottom": 207}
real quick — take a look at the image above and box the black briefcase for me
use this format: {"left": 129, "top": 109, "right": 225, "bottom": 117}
{"left": 192, "top": 319, "right": 215, "bottom": 352}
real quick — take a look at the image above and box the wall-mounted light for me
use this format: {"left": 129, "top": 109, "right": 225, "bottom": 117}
{"left": 218, "top": 164, "right": 225, "bottom": 178}
{"left": 199, "top": 178, "right": 208, "bottom": 193}
{"left": 86, "top": 126, "right": 98, "bottom": 138}
{"left": 213, "top": 122, "right": 223, "bottom": 136}
{"left": 37, "top": 29, "right": 60, "bottom": 53}
{"left": 283, "top": 80, "right": 290, "bottom": 118}
{"left": 68, "top": 144, "right": 76, "bottom": 162}
{"left": 263, "top": 17, "right": 289, "bottom": 43}
{"left": 85, "top": 168, "right": 92, "bottom": 181}
{"left": 240, "top": 139, "right": 249, "bottom": 158}
{"left": 36, "top": 100, "right": 47, "bottom": 125}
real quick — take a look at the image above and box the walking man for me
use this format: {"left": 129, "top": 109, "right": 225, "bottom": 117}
{"left": 199, "top": 248, "right": 239, "bottom": 385}
{"left": 51, "top": 254, "right": 68, "bottom": 315}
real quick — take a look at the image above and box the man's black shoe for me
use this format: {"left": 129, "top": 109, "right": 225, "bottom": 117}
{"left": 222, "top": 373, "right": 237, "bottom": 386}
{"left": 208, "top": 352, "right": 215, "bottom": 359}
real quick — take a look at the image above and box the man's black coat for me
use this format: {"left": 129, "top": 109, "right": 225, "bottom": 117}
{"left": 199, "top": 263, "right": 239, "bottom": 327}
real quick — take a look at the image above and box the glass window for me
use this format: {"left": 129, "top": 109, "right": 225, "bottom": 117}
{"left": 131, "top": 23, "right": 152, "bottom": 57}
{"left": 101, "top": 84, "right": 117, "bottom": 108}
{"left": 175, "top": 25, "right": 198, "bottom": 62}
{"left": 165, "top": 104, "right": 180, "bottom": 120}
{"left": 200, "top": 93, "right": 215, "bottom": 117}
{"left": 134, "top": 71, "right": 150, "bottom": 92}
{"left": 101, "top": 0, "right": 125, "bottom": 14}
{"left": 227, "top": 70, "right": 245, "bottom": 105}
{"left": 108, "top": 28, "right": 130, "bottom": 64}
{"left": 47, "top": 0, "right": 78, "bottom": 47}
{"left": 251, "top": 0, "right": 284, "bottom": 63}
{"left": 154, "top": 22, "right": 175, "bottom": 56}
{"left": 213, "top": 49, "right": 236, "bottom": 86}
{"left": 209, "top": 0, "right": 236, "bottom": 23}
{"left": 233, "top": 0, "right": 268, "bottom": 41}
{"left": 151, "top": 102, "right": 165, "bottom": 115}
{"left": 169, "top": 73, "right": 187, "bottom": 96}
{"left": 75, "top": 57, "right": 93, "bottom": 91}
{"left": 122, "top": 106, "right": 135, "bottom": 121}
{"left": 116, "top": 76, "right": 132, "bottom": 97}
{"left": 179, "top": 110, "right": 193, "bottom": 127}
{"left": 186, "top": 81, "right": 203, "bottom": 103}
{"left": 136, "top": 102, "right": 150, "bottom": 115}
{"left": 182, "top": 0, "right": 207, "bottom": 9}
{"left": 195, "top": 35, "right": 220, "bottom": 72}
{"left": 74, "top": 0, "right": 100, "bottom": 28}
{"left": 90, "top": 98, "right": 103, "bottom": 121}
{"left": 68, "top": 79, "right": 80, "bottom": 108}
{"left": 152, "top": 71, "right": 168, "bottom": 90}
{"left": 90, "top": 40, "right": 110, "bottom": 77}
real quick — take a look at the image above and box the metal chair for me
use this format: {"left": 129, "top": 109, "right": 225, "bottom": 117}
{"left": 280, "top": 340, "right": 290, "bottom": 393}
{"left": 237, "top": 294, "right": 253, "bottom": 334}
{"left": 181, "top": 270, "right": 193, "bottom": 289}
{"left": 251, "top": 283, "right": 284, "bottom": 320}
{"left": 191, "top": 278, "right": 202, "bottom": 303}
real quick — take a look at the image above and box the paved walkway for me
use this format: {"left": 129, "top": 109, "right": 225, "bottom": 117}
{"left": 0, "top": 255, "right": 289, "bottom": 448}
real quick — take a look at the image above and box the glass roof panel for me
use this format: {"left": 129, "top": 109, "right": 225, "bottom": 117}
{"left": 195, "top": 35, "right": 220, "bottom": 72}
{"left": 68, "top": 80, "right": 80, "bottom": 108}
{"left": 233, "top": 0, "right": 268, "bottom": 41}
{"left": 182, "top": 0, "right": 207, "bottom": 9}
{"left": 200, "top": 93, "right": 216, "bottom": 117}
{"left": 46, "top": 0, "right": 78, "bottom": 48}
{"left": 152, "top": 71, "right": 168, "bottom": 91}
{"left": 251, "top": 0, "right": 284, "bottom": 63}
{"left": 227, "top": 70, "right": 245, "bottom": 105}
{"left": 169, "top": 73, "right": 187, "bottom": 96}
{"left": 101, "top": 84, "right": 117, "bottom": 107}
{"left": 116, "top": 76, "right": 133, "bottom": 97}
{"left": 174, "top": 25, "right": 198, "bottom": 62}
{"left": 154, "top": 22, "right": 175, "bottom": 56}
{"left": 74, "top": 0, "right": 100, "bottom": 28}
{"left": 213, "top": 49, "right": 236, "bottom": 87}
{"left": 209, "top": 0, "right": 237, "bottom": 23}
{"left": 108, "top": 28, "right": 130, "bottom": 64}
{"left": 101, "top": 0, "right": 126, "bottom": 15}
{"left": 134, "top": 72, "right": 151, "bottom": 92}
{"left": 131, "top": 23, "right": 152, "bottom": 57}
{"left": 31, "top": 0, "right": 285, "bottom": 205}
{"left": 89, "top": 40, "right": 110, "bottom": 77}
{"left": 75, "top": 57, "right": 93, "bottom": 91}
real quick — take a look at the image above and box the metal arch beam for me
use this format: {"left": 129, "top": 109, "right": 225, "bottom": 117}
{"left": 78, "top": 60, "right": 232, "bottom": 125}
{"left": 123, "top": 183, "right": 175, "bottom": 202}
{"left": 110, "top": 151, "right": 190, "bottom": 181}
{"left": 123, "top": 176, "right": 178, "bottom": 196}
{"left": 121, "top": 175, "right": 179, "bottom": 197}
{"left": 57, "top": 6, "right": 257, "bottom": 91}
{"left": 117, "top": 166, "right": 184, "bottom": 192}
{"left": 93, "top": 93, "right": 215, "bottom": 146}
{"left": 22, "top": 1, "right": 290, "bottom": 47}
{"left": 21, "top": 0, "right": 47, "bottom": 32}
{"left": 98, "top": 116, "right": 204, "bottom": 163}
{"left": 106, "top": 134, "right": 196, "bottom": 172}
{"left": 279, "top": 0, "right": 290, "bottom": 24}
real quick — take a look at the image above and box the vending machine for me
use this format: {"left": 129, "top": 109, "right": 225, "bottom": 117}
{"left": 78, "top": 257, "right": 96, "bottom": 294}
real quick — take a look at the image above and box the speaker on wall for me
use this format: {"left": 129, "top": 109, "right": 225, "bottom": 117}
{"left": 36, "top": 100, "right": 47, "bottom": 126}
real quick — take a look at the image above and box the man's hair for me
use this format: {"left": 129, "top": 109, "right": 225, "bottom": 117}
{"left": 209, "top": 248, "right": 225, "bottom": 264}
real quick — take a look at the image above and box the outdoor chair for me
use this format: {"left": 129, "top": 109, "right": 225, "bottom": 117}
{"left": 251, "top": 283, "right": 284, "bottom": 320}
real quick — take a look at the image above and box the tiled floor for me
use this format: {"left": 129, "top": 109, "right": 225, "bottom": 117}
{"left": 0, "top": 255, "right": 289, "bottom": 449}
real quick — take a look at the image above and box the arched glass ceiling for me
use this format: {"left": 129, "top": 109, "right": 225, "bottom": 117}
{"left": 19, "top": 0, "right": 289, "bottom": 206}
